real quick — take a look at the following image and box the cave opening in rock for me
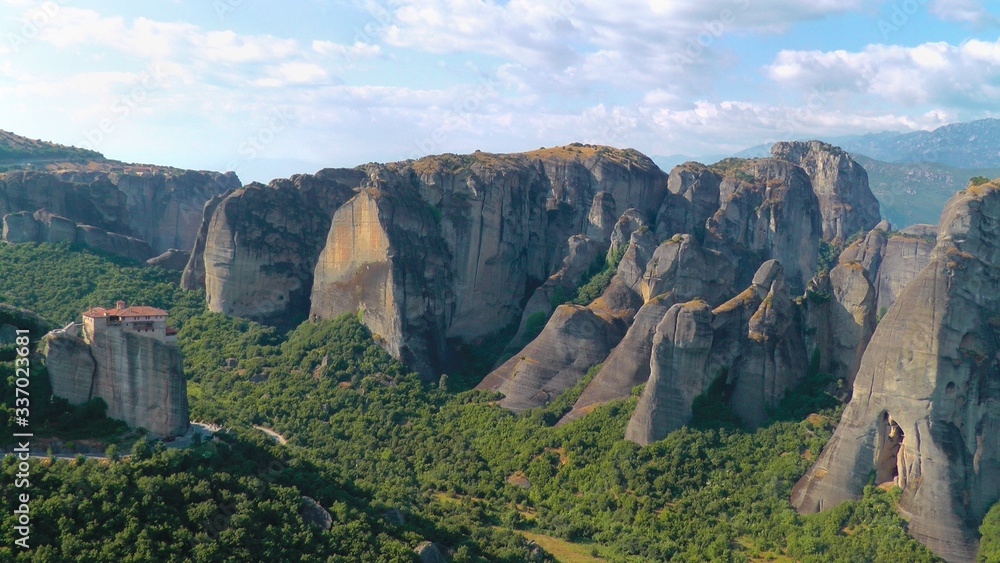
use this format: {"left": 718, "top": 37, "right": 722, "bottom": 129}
{"left": 875, "top": 412, "right": 904, "bottom": 486}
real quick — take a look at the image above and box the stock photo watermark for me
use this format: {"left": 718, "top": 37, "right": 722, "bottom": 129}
{"left": 3, "top": 0, "right": 72, "bottom": 54}
{"left": 78, "top": 65, "right": 168, "bottom": 153}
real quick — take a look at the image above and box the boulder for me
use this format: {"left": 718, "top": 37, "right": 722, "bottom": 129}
{"left": 146, "top": 249, "right": 191, "bottom": 271}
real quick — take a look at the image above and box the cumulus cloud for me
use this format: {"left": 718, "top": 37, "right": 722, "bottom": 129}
{"left": 928, "top": 0, "right": 1000, "bottom": 24}
{"left": 26, "top": 7, "right": 369, "bottom": 87}
{"left": 767, "top": 38, "right": 1000, "bottom": 108}
{"left": 380, "top": 0, "right": 884, "bottom": 97}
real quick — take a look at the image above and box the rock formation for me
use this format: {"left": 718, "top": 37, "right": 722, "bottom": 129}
{"left": 624, "top": 299, "right": 714, "bottom": 444}
{"left": 146, "top": 249, "right": 191, "bottom": 271}
{"left": 704, "top": 158, "right": 823, "bottom": 291}
{"left": 475, "top": 303, "right": 628, "bottom": 412}
{"left": 3, "top": 209, "right": 154, "bottom": 262}
{"left": 43, "top": 307, "right": 189, "bottom": 436}
{"left": 180, "top": 190, "right": 234, "bottom": 291}
{"left": 478, "top": 144, "right": 875, "bottom": 416}
{"left": 791, "top": 181, "right": 1000, "bottom": 563}
{"left": 310, "top": 183, "right": 453, "bottom": 376}
{"left": 194, "top": 170, "right": 362, "bottom": 329}
{"left": 558, "top": 294, "right": 678, "bottom": 425}
{"left": 625, "top": 260, "right": 808, "bottom": 444}
{"left": 0, "top": 166, "right": 239, "bottom": 255}
{"left": 771, "top": 141, "right": 881, "bottom": 242}
{"left": 875, "top": 227, "right": 936, "bottom": 313}
{"left": 511, "top": 235, "right": 601, "bottom": 346}
{"left": 826, "top": 262, "right": 877, "bottom": 386}
{"left": 306, "top": 147, "right": 665, "bottom": 378}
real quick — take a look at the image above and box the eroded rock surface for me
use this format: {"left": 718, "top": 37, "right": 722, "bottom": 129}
{"left": 43, "top": 324, "right": 188, "bottom": 437}
{"left": 791, "top": 182, "right": 1000, "bottom": 563}
{"left": 771, "top": 141, "right": 881, "bottom": 242}
{"left": 196, "top": 170, "right": 362, "bottom": 329}
{"left": 3, "top": 210, "right": 154, "bottom": 262}
{"left": 0, "top": 167, "right": 238, "bottom": 254}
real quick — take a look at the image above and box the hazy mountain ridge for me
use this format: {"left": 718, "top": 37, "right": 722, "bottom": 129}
{"left": 0, "top": 129, "right": 103, "bottom": 164}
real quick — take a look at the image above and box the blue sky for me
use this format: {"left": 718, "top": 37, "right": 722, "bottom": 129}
{"left": 1, "top": 0, "right": 999, "bottom": 183}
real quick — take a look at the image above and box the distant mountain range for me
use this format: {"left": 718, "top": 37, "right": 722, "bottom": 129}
{"left": 733, "top": 118, "right": 1000, "bottom": 168}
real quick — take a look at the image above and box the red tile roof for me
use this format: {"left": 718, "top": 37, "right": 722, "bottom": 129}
{"left": 83, "top": 305, "right": 168, "bottom": 318}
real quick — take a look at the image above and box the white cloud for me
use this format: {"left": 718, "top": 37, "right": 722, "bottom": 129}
{"left": 766, "top": 39, "right": 1000, "bottom": 108}
{"left": 379, "top": 0, "right": 883, "bottom": 97}
{"left": 928, "top": 0, "right": 999, "bottom": 24}
{"left": 312, "top": 40, "right": 381, "bottom": 58}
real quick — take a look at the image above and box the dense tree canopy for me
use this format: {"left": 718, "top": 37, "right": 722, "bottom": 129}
{"left": 0, "top": 242, "right": 958, "bottom": 561}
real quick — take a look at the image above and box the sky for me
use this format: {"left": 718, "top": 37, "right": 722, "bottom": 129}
{"left": 1, "top": 0, "right": 999, "bottom": 183}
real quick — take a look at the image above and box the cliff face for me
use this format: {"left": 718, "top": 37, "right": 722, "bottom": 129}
{"left": 3, "top": 210, "right": 154, "bottom": 262}
{"left": 705, "top": 158, "right": 823, "bottom": 292}
{"left": 310, "top": 184, "right": 453, "bottom": 376}
{"left": 479, "top": 144, "right": 874, "bottom": 418}
{"left": 43, "top": 324, "right": 189, "bottom": 436}
{"left": 195, "top": 170, "right": 362, "bottom": 329}
{"left": 303, "top": 147, "right": 665, "bottom": 379}
{"left": 0, "top": 166, "right": 239, "bottom": 256}
{"left": 875, "top": 229, "right": 936, "bottom": 313}
{"left": 791, "top": 182, "right": 1000, "bottom": 563}
{"left": 771, "top": 141, "right": 881, "bottom": 242}
{"left": 623, "top": 260, "right": 808, "bottom": 443}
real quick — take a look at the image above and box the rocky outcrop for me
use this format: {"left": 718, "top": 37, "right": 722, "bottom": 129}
{"left": 791, "top": 182, "right": 1000, "bottom": 563}
{"left": 475, "top": 303, "right": 627, "bottom": 412}
{"left": 771, "top": 141, "right": 881, "bottom": 242}
{"left": 625, "top": 260, "right": 808, "bottom": 444}
{"left": 875, "top": 228, "right": 936, "bottom": 313}
{"left": 559, "top": 294, "right": 678, "bottom": 425}
{"left": 146, "top": 249, "right": 191, "bottom": 271}
{"left": 0, "top": 167, "right": 239, "bottom": 254}
{"left": 512, "top": 235, "right": 601, "bottom": 345}
{"left": 180, "top": 190, "right": 234, "bottom": 290}
{"left": 310, "top": 184, "right": 453, "bottom": 377}
{"left": 665, "top": 162, "right": 722, "bottom": 232}
{"left": 639, "top": 234, "right": 733, "bottom": 303}
{"left": 41, "top": 331, "right": 97, "bottom": 403}
{"left": 43, "top": 323, "right": 188, "bottom": 437}
{"left": 305, "top": 147, "right": 667, "bottom": 378}
{"left": 607, "top": 209, "right": 649, "bottom": 262}
{"left": 705, "top": 159, "right": 823, "bottom": 292}
{"left": 198, "top": 170, "right": 362, "bottom": 329}
{"left": 414, "top": 542, "right": 450, "bottom": 563}
{"left": 838, "top": 220, "right": 890, "bottom": 280}
{"left": 624, "top": 299, "right": 714, "bottom": 444}
{"left": 586, "top": 192, "right": 617, "bottom": 243}
{"left": 826, "top": 263, "right": 876, "bottom": 386}
{"left": 3, "top": 210, "right": 153, "bottom": 262}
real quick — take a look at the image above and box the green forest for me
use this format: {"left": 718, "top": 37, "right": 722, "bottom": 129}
{"left": 1, "top": 241, "right": 994, "bottom": 561}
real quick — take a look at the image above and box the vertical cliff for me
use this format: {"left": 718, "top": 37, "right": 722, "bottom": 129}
{"left": 43, "top": 321, "right": 189, "bottom": 437}
{"left": 771, "top": 141, "right": 881, "bottom": 242}
{"left": 310, "top": 184, "right": 453, "bottom": 377}
{"left": 197, "top": 170, "right": 362, "bottom": 329}
{"left": 0, "top": 166, "right": 239, "bottom": 255}
{"left": 791, "top": 181, "right": 1000, "bottom": 563}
